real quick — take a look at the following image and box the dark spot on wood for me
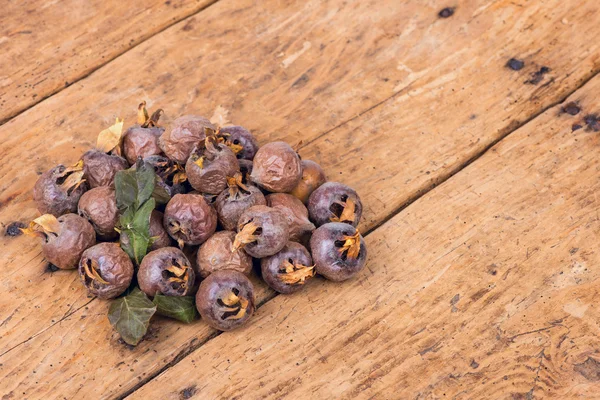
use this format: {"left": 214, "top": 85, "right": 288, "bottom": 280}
{"left": 470, "top": 287, "right": 490, "bottom": 302}
{"left": 419, "top": 341, "right": 442, "bottom": 356}
{"left": 165, "top": 0, "right": 171, "bottom": 4}
{"left": 46, "top": 263, "right": 60, "bottom": 273}
{"left": 438, "top": 7, "right": 455, "bottom": 18}
{"left": 525, "top": 66, "right": 551, "bottom": 85}
{"left": 584, "top": 114, "right": 600, "bottom": 132}
{"left": 292, "top": 73, "right": 310, "bottom": 89}
{"left": 5, "top": 222, "right": 26, "bottom": 236}
{"left": 450, "top": 294, "right": 460, "bottom": 306}
{"left": 574, "top": 357, "right": 600, "bottom": 381}
{"left": 0, "top": 192, "right": 20, "bottom": 208}
{"left": 572, "top": 123, "right": 583, "bottom": 131}
{"left": 182, "top": 19, "right": 195, "bottom": 32}
{"left": 470, "top": 359, "right": 480, "bottom": 369}
{"left": 506, "top": 58, "right": 524, "bottom": 71}
{"left": 561, "top": 102, "right": 580, "bottom": 116}
{"left": 180, "top": 385, "right": 197, "bottom": 399}
{"left": 470, "top": 114, "right": 477, "bottom": 120}
{"left": 570, "top": 247, "right": 579, "bottom": 255}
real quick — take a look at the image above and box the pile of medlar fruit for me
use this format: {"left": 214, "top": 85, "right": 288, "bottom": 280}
{"left": 22, "top": 101, "right": 367, "bottom": 342}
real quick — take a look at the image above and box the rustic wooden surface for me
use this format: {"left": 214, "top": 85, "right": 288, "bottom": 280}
{"left": 1, "top": 0, "right": 600, "bottom": 398}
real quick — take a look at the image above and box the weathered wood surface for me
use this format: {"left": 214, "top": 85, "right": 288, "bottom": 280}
{"left": 1, "top": 0, "right": 600, "bottom": 398}
{"left": 132, "top": 74, "right": 600, "bottom": 399}
{"left": 0, "top": 0, "right": 217, "bottom": 124}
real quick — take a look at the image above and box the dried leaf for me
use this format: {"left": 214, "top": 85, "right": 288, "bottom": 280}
{"left": 21, "top": 214, "right": 62, "bottom": 237}
{"left": 108, "top": 288, "right": 156, "bottom": 346}
{"left": 137, "top": 101, "right": 149, "bottom": 125}
{"left": 97, "top": 118, "right": 125, "bottom": 153}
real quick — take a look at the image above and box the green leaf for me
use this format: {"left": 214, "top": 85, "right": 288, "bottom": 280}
{"left": 136, "top": 161, "right": 156, "bottom": 207}
{"left": 108, "top": 288, "right": 156, "bottom": 346}
{"left": 153, "top": 294, "right": 198, "bottom": 323}
{"left": 114, "top": 169, "right": 138, "bottom": 210}
{"left": 132, "top": 198, "right": 155, "bottom": 233}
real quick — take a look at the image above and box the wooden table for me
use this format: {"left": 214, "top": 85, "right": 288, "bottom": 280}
{"left": 1, "top": 0, "right": 600, "bottom": 398}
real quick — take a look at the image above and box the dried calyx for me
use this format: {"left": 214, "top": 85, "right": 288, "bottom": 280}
{"left": 336, "top": 231, "right": 361, "bottom": 260}
{"left": 56, "top": 161, "right": 86, "bottom": 195}
{"left": 207, "top": 127, "right": 244, "bottom": 156}
{"left": 162, "top": 260, "right": 191, "bottom": 293}
{"left": 217, "top": 288, "right": 249, "bottom": 320}
{"left": 21, "top": 214, "right": 62, "bottom": 241}
{"left": 137, "top": 101, "right": 163, "bottom": 128}
{"left": 226, "top": 172, "right": 250, "bottom": 199}
{"left": 167, "top": 221, "right": 188, "bottom": 249}
{"left": 278, "top": 259, "right": 315, "bottom": 285}
{"left": 82, "top": 259, "right": 109, "bottom": 285}
{"left": 329, "top": 195, "right": 356, "bottom": 224}
{"left": 152, "top": 157, "right": 187, "bottom": 185}
{"left": 191, "top": 135, "right": 224, "bottom": 170}
{"left": 232, "top": 220, "right": 262, "bottom": 251}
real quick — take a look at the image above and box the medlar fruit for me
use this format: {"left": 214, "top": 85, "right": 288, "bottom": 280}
{"left": 77, "top": 186, "right": 119, "bottom": 241}
{"left": 81, "top": 149, "right": 129, "bottom": 188}
{"left": 185, "top": 138, "right": 239, "bottom": 194}
{"left": 266, "top": 193, "right": 315, "bottom": 245}
{"left": 310, "top": 222, "right": 367, "bottom": 281}
{"left": 159, "top": 115, "right": 215, "bottom": 164}
{"left": 232, "top": 205, "right": 289, "bottom": 258}
{"left": 164, "top": 194, "right": 217, "bottom": 247}
{"left": 308, "top": 182, "right": 362, "bottom": 227}
{"left": 138, "top": 247, "right": 195, "bottom": 297}
{"left": 122, "top": 102, "right": 165, "bottom": 164}
{"left": 219, "top": 126, "right": 259, "bottom": 160}
{"left": 215, "top": 173, "right": 266, "bottom": 231}
{"left": 195, "top": 269, "right": 255, "bottom": 331}
{"left": 196, "top": 231, "right": 252, "bottom": 278}
{"left": 250, "top": 141, "right": 302, "bottom": 192}
{"left": 33, "top": 163, "right": 88, "bottom": 216}
{"left": 78, "top": 243, "right": 134, "bottom": 299}
{"left": 290, "top": 160, "right": 327, "bottom": 204}
{"left": 261, "top": 241, "right": 314, "bottom": 294}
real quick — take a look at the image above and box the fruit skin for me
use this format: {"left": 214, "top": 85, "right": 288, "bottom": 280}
{"left": 159, "top": 115, "right": 215, "bottom": 164}
{"left": 307, "top": 181, "right": 363, "bottom": 227}
{"left": 196, "top": 231, "right": 252, "bottom": 278}
{"left": 138, "top": 247, "right": 195, "bottom": 297}
{"left": 42, "top": 213, "right": 97, "bottom": 270}
{"left": 266, "top": 193, "right": 315, "bottom": 245}
{"left": 78, "top": 243, "right": 134, "bottom": 299}
{"left": 196, "top": 270, "right": 255, "bottom": 331}
{"left": 250, "top": 141, "right": 302, "bottom": 192}
{"left": 33, "top": 165, "right": 88, "bottom": 217}
{"left": 310, "top": 222, "right": 367, "bottom": 282}
{"left": 185, "top": 142, "right": 239, "bottom": 194}
{"left": 149, "top": 210, "right": 172, "bottom": 250}
{"left": 78, "top": 186, "right": 119, "bottom": 241}
{"left": 164, "top": 194, "right": 217, "bottom": 246}
{"left": 122, "top": 125, "right": 165, "bottom": 165}
{"left": 219, "top": 126, "right": 259, "bottom": 160}
{"left": 215, "top": 183, "right": 266, "bottom": 231}
{"left": 82, "top": 150, "right": 129, "bottom": 188}
{"left": 261, "top": 241, "right": 313, "bottom": 294}
{"left": 236, "top": 205, "right": 289, "bottom": 258}
{"left": 290, "top": 160, "right": 327, "bottom": 204}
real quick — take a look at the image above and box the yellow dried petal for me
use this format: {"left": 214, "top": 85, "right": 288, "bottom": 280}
{"left": 97, "top": 118, "right": 124, "bottom": 153}
{"left": 338, "top": 231, "right": 361, "bottom": 259}
{"left": 232, "top": 222, "right": 259, "bottom": 251}
{"left": 21, "top": 214, "right": 61, "bottom": 237}
{"left": 137, "top": 101, "right": 149, "bottom": 125}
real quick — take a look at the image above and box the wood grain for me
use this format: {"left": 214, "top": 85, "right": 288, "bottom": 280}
{"left": 0, "top": 0, "right": 217, "bottom": 124}
{"left": 130, "top": 72, "right": 600, "bottom": 400}
{"left": 1, "top": 0, "right": 600, "bottom": 398}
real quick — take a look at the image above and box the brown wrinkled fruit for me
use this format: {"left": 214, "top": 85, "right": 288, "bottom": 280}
{"left": 82, "top": 149, "right": 129, "bottom": 188}
{"left": 123, "top": 125, "right": 164, "bottom": 165}
{"left": 219, "top": 126, "right": 259, "bottom": 160}
{"left": 266, "top": 193, "right": 315, "bottom": 245}
{"left": 215, "top": 173, "right": 266, "bottom": 231}
{"left": 310, "top": 222, "right": 367, "bottom": 281}
{"left": 164, "top": 194, "right": 217, "bottom": 247}
{"left": 78, "top": 243, "right": 134, "bottom": 299}
{"left": 138, "top": 247, "right": 195, "bottom": 297}
{"left": 233, "top": 205, "right": 289, "bottom": 258}
{"left": 195, "top": 269, "right": 255, "bottom": 331}
{"left": 149, "top": 210, "right": 172, "bottom": 250}
{"left": 78, "top": 186, "right": 119, "bottom": 241}
{"left": 308, "top": 181, "right": 363, "bottom": 227}
{"left": 159, "top": 115, "right": 215, "bottom": 163}
{"left": 261, "top": 241, "right": 314, "bottom": 294}
{"left": 196, "top": 231, "right": 252, "bottom": 278}
{"left": 23, "top": 214, "right": 96, "bottom": 270}
{"left": 33, "top": 164, "right": 88, "bottom": 217}
{"left": 185, "top": 139, "right": 239, "bottom": 194}
{"left": 250, "top": 141, "right": 302, "bottom": 192}
{"left": 290, "top": 160, "right": 327, "bottom": 204}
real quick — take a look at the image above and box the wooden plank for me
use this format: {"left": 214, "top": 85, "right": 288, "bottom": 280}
{"left": 0, "top": 0, "right": 217, "bottom": 124}
{"left": 129, "top": 72, "right": 600, "bottom": 399}
{"left": 1, "top": 0, "right": 600, "bottom": 398}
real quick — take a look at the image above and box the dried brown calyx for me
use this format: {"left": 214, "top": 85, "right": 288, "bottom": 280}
{"left": 55, "top": 160, "right": 86, "bottom": 195}
{"left": 137, "top": 101, "right": 163, "bottom": 128}
{"left": 226, "top": 172, "right": 250, "bottom": 199}
{"left": 206, "top": 127, "right": 244, "bottom": 156}
{"left": 167, "top": 220, "right": 189, "bottom": 249}
{"left": 21, "top": 214, "right": 62, "bottom": 241}
{"left": 232, "top": 221, "right": 261, "bottom": 251}
{"left": 329, "top": 195, "right": 356, "bottom": 224}
{"left": 278, "top": 259, "right": 315, "bottom": 285}
{"left": 217, "top": 288, "right": 249, "bottom": 320}
{"left": 162, "top": 261, "right": 191, "bottom": 293}
{"left": 150, "top": 158, "right": 187, "bottom": 185}
{"left": 336, "top": 231, "right": 361, "bottom": 260}
{"left": 82, "top": 258, "right": 109, "bottom": 285}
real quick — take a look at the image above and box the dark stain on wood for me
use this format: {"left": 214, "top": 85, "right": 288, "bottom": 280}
{"left": 561, "top": 102, "right": 581, "bottom": 115}
{"left": 438, "top": 7, "right": 455, "bottom": 18}
{"left": 525, "top": 66, "right": 551, "bottom": 85}
{"left": 506, "top": 58, "right": 525, "bottom": 71}
{"left": 574, "top": 357, "right": 600, "bottom": 381}
{"left": 5, "top": 221, "right": 26, "bottom": 236}
{"left": 583, "top": 114, "right": 600, "bottom": 131}
{"left": 180, "top": 384, "right": 197, "bottom": 399}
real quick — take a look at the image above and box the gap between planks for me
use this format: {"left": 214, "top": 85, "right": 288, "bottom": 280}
{"left": 119, "top": 63, "right": 600, "bottom": 400}
{"left": 0, "top": 0, "right": 220, "bottom": 127}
